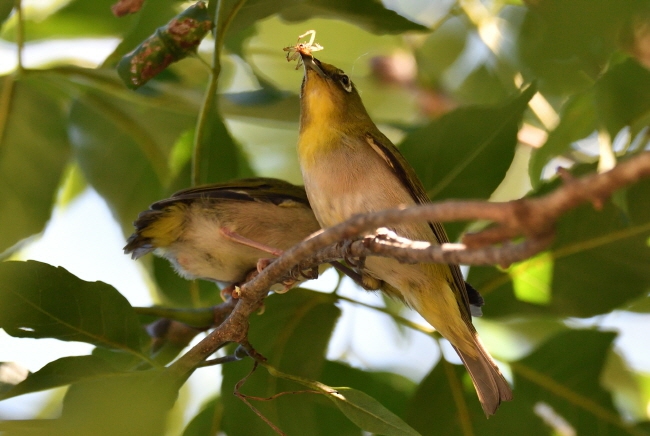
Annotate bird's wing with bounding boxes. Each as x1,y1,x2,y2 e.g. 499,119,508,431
152,178,310,210
365,132,472,321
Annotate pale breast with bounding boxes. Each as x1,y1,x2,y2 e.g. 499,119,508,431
301,143,431,241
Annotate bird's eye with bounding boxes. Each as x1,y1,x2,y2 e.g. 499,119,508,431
339,75,352,92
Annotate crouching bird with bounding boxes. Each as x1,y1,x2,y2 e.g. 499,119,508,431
295,52,512,415
124,178,322,295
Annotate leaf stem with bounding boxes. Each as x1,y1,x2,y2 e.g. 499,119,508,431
441,354,474,436
191,0,247,186
0,75,15,147
335,294,436,336
14,0,24,73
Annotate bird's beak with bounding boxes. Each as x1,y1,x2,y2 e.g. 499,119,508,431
300,53,327,79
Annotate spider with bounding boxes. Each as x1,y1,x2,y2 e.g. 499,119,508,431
283,30,324,70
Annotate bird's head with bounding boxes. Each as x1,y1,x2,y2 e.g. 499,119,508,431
299,54,372,135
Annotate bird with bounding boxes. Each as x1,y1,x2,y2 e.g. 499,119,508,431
124,178,322,295
295,51,512,415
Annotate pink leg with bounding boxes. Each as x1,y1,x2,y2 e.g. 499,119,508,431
219,228,284,257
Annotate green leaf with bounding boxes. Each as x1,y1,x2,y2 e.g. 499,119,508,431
407,330,634,436
595,58,650,137
261,362,420,436
182,396,223,436
415,16,469,89
331,387,421,436
322,360,416,418
220,90,300,124
0,75,71,253
55,369,181,436
226,0,427,41
509,252,553,305
221,289,341,436
0,355,120,401
602,349,649,421
0,261,144,355
12,0,134,41
516,0,633,93
150,256,222,307
528,90,597,185
469,164,650,318
312,361,417,435
408,357,545,436
0,0,13,28
278,0,428,34
195,96,254,185
511,330,635,436
400,85,535,240
68,87,196,233
404,85,536,201
135,305,215,328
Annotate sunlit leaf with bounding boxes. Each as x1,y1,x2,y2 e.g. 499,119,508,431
510,252,553,305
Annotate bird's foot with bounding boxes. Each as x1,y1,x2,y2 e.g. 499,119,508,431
220,228,284,257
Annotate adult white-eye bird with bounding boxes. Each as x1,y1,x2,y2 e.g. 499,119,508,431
124,178,322,293
295,52,512,415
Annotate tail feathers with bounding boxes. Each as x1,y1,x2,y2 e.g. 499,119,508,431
123,209,165,259
123,233,154,259
454,337,512,416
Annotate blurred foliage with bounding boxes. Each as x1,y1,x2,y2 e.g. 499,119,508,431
1,0,650,435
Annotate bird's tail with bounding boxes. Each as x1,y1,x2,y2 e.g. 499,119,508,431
123,204,186,259
454,335,512,416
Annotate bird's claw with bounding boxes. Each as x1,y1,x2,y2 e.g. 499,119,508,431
338,239,366,269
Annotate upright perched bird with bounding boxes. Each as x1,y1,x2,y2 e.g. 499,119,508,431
124,178,321,291
296,53,512,415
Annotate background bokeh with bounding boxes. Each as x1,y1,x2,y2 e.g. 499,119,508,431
1,0,650,435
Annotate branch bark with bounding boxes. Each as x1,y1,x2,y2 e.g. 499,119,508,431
168,151,650,377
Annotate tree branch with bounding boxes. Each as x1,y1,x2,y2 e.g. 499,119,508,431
167,151,650,377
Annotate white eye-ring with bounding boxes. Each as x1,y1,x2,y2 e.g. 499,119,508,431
339,75,352,92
